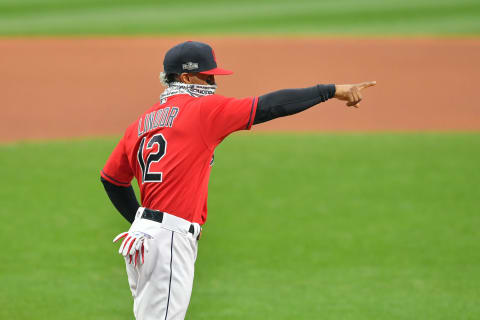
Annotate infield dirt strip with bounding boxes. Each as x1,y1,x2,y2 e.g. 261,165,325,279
1,37,479,141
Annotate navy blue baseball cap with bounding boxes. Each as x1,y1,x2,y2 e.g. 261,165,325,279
163,41,233,75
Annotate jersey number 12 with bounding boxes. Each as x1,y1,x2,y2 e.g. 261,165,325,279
137,134,167,183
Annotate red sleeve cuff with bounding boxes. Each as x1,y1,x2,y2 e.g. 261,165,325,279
245,97,258,130
100,169,131,187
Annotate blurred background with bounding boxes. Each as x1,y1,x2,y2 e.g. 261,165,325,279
1,0,479,319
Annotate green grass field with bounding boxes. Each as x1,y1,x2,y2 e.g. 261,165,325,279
0,0,479,36
1,134,479,319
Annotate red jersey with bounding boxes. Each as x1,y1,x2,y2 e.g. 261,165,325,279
101,93,258,225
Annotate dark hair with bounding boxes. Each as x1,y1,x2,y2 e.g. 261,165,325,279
165,73,179,84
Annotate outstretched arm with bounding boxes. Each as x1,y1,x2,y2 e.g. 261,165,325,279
253,81,376,125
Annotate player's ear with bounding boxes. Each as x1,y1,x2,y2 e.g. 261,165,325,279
179,73,193,84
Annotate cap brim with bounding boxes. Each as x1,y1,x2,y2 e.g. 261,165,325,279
199,67,233,75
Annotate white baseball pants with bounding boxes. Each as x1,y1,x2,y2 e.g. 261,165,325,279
124,211,200,320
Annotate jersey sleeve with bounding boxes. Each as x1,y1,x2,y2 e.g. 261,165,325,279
101,135,134,187
199,95,258,147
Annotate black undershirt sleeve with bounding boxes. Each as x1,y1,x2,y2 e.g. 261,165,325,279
101,177,140,224
253,84,336,125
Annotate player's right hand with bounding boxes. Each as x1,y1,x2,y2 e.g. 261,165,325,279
113,231,151,266
334,81,376,108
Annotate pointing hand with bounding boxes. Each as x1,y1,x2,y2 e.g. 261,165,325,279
334,81,377,108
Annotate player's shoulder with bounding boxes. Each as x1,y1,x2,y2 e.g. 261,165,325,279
200,94,230,102
199,94,256,109
165,94,237,106
168,94,227,110
193,94,240,108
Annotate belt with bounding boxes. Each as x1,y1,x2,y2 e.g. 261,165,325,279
141,208,197,236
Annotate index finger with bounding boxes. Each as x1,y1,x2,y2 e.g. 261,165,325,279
358,81,377,90
113,232,128,243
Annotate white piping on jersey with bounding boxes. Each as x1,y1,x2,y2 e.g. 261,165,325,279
160,82,217,100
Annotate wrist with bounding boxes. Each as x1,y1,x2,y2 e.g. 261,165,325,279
334,84,343,98
317,84,336,99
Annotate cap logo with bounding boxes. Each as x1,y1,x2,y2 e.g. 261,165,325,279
182,62,199,71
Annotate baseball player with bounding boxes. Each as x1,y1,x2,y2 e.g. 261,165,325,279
100,40,376,320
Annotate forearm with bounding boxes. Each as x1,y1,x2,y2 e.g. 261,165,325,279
101,177,140,223
253,84,336,125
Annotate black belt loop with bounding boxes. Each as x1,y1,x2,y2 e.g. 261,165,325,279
141,208,164,223
189,224,202,240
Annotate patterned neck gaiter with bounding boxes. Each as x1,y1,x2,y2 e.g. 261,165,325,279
160,82,217,100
